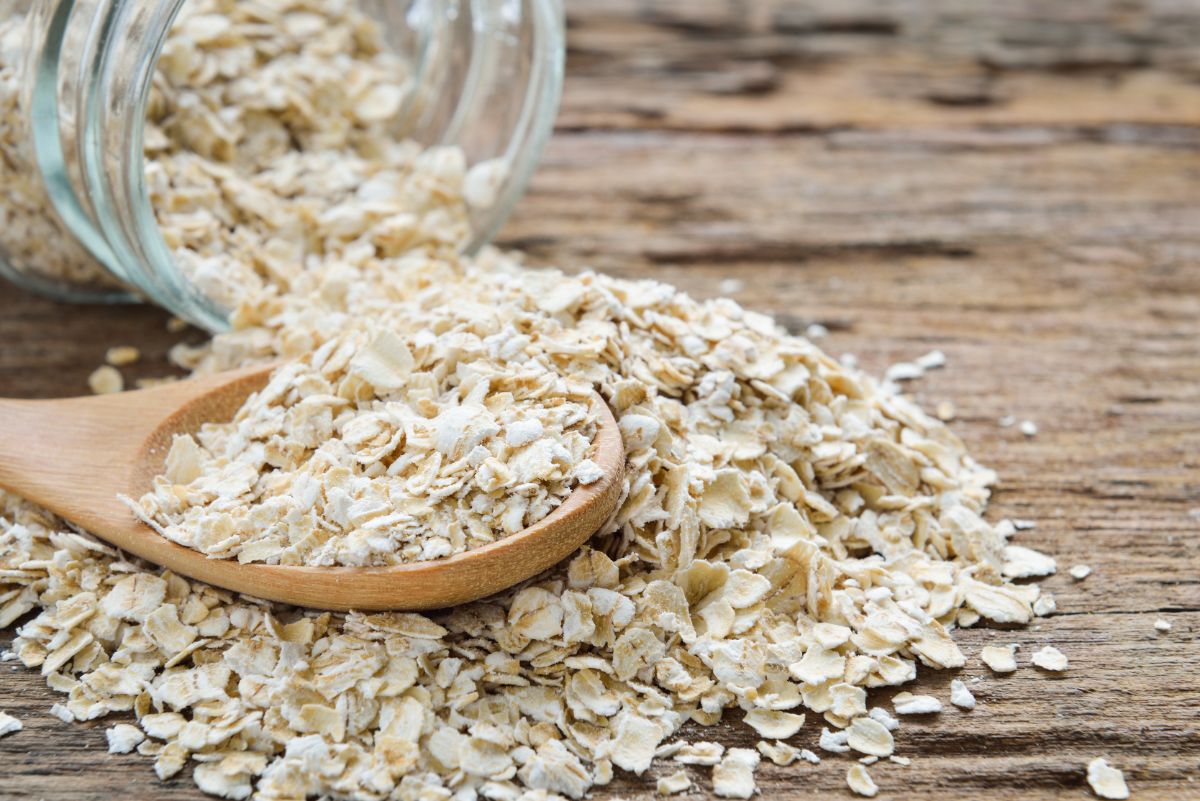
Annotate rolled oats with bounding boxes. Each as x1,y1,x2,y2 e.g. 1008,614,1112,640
846,717,894,758
711,748,760,799
846,763,878,797
1002,545,1057,578
867,707,900,732
0,710,21,736
892,693,943,715
980,644,1019,673
671,742,725,766
743,709,805,740
818,727,851,754
656,770,691,795
757,739,802,766
106,722,147,754
0,4,1062,800
105,347,142,367
134,328,599,566
1031,646,1069,672
949,679,976,710
1086,758,1130,800
88,365,124,395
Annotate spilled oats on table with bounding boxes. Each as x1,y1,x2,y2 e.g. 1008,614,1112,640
0,1,1088,799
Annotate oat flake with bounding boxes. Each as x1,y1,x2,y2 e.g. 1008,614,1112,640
980,644,1019,673
1032,645,1069,672
846,763,878,797
1086,758,1130,800
0,710,21,737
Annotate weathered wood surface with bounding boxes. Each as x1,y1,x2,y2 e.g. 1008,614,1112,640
2,1,1198,798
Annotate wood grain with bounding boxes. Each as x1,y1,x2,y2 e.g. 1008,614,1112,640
2,0,1198,798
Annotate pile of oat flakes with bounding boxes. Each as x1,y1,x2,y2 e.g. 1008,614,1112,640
0,1,1090,800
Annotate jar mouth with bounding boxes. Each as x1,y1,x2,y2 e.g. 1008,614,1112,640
66,0,564,332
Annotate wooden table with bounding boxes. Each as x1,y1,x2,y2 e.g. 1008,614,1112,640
2,1,1197,798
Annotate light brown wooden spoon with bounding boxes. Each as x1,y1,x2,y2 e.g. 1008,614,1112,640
0,365,624,611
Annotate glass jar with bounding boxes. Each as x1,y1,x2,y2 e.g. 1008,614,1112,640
0,0,563,331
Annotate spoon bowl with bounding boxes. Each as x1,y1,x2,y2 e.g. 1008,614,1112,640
0,365,624,610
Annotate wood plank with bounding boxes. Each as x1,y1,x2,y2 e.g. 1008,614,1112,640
1,0,1198,798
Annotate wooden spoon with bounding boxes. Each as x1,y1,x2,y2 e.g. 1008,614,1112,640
0,365,624,611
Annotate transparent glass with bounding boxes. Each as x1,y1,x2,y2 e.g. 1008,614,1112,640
0,0,563,330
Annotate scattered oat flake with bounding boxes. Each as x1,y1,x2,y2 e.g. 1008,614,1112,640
999,415,1017,427
1033,593,1057,617
0,710,21,737
846,764,878,797
106,723,146,754
757,740,800,766
980,644,1019,673
1019,420,1038,437
1032,645,1069,671
890,755,912,766
1154,618,1172,632
847,717,894,757
743,709,805,740
656,770,691,795
935,400,956,421
672,742,725,766
949,679,976,710
136,332,600,567
105,346,141,366
1087,758,1130,799
868,707,900,732
885,361,924,382
892,693,943,715
134,376,178,389
818,727,851,753
712,748,760,799
916,350,946,370
1070,564,1092,581
87,365,123,394
1003,545,1057,578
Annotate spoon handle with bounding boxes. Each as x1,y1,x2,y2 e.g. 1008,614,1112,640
0,395,145,531
0,365,273,532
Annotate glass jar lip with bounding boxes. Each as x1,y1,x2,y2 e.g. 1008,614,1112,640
89,0,566,333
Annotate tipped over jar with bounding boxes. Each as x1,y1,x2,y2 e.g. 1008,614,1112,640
0,0,563,331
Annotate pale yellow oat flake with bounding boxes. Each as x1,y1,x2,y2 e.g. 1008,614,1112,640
87,365,123,395
846,763,878,797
